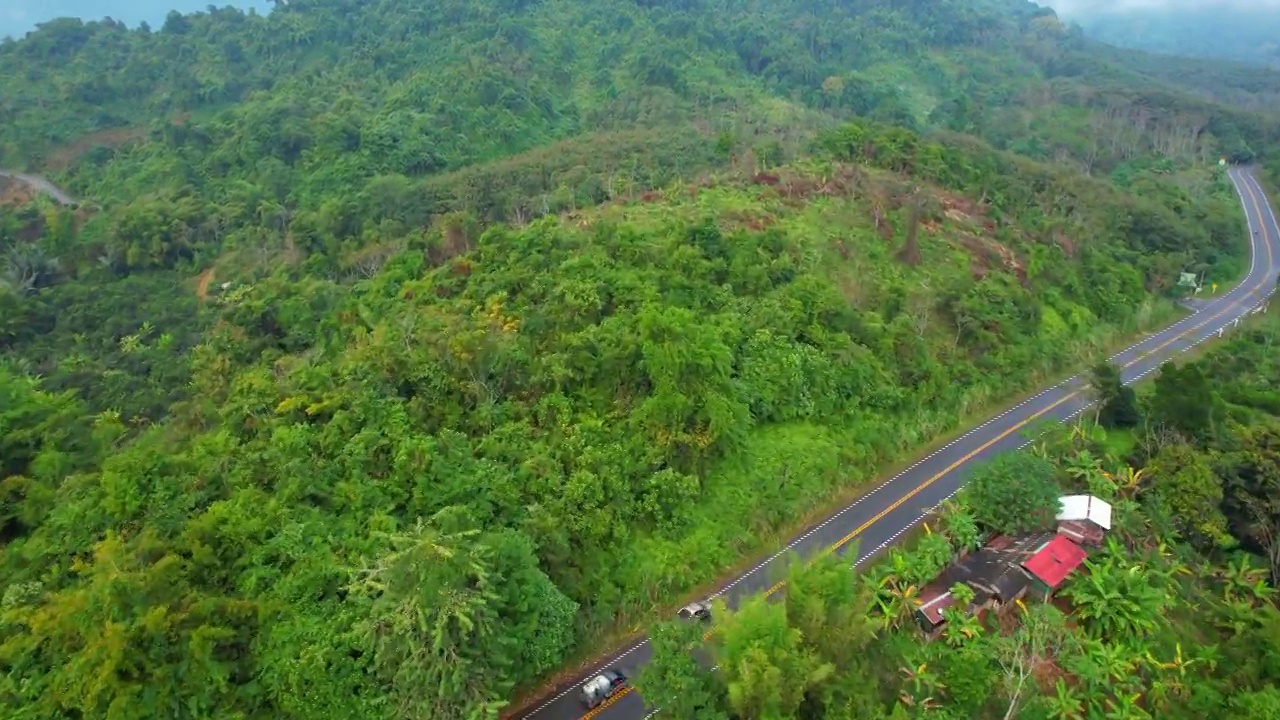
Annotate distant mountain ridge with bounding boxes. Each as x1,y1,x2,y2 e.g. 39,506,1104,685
1058,4,1280,68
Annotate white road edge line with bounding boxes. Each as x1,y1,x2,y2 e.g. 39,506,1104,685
521,167,1275,719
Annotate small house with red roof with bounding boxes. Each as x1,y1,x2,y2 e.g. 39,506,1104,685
1021,535,1089,600
914,529,1097,638
914,532,1055,637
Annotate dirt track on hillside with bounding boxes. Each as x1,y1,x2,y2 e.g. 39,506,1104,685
0,170,76,205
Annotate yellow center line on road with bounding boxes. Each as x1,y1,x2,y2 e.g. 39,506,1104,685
808,168,1277,568
580,689,629,720
818,391,1079,561
583,287,1264,720
571,171,1276,720
1242,172,1277,293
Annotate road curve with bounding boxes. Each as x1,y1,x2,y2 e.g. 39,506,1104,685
514,166,1280,720
0,170,76,205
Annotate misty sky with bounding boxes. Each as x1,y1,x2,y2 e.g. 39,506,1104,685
1043,0,1280,15
2,1,269,38
5,0,1279,39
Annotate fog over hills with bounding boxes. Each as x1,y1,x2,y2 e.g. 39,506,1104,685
4,0,1280,718
7,0,1279,70
1042,0,1280,67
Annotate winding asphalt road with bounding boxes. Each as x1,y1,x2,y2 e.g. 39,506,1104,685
513,166,1280,720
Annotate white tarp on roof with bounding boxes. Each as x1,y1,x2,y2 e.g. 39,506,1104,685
1056,494,1112,530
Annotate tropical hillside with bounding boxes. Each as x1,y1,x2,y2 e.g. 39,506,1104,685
1088,43,1280,115
639,307,1280,719
2,1,1280,719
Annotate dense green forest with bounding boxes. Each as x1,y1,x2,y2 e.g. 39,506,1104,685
3,0,1280,718
639,308,1280,719
1088,43,1280,115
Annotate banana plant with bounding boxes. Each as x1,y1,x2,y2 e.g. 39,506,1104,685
1043,679,1086,720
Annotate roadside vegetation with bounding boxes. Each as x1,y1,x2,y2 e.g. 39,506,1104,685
640,308,1280,719
2,1,1280,719
3,118,1245,719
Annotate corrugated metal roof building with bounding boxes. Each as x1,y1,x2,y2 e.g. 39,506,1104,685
1021,535,1089,598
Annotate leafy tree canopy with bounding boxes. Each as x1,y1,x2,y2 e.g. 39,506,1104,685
963,451,1062,536
0,0,1279,718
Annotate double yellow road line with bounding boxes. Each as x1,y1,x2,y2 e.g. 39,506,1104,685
573,169,1276,720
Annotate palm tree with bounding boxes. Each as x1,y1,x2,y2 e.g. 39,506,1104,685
1144,540,1191,581
119,333,143,354
1063,554,1169,641
348,508,504,719
1108,496,1150,549
1067,420,1090,450
898,662,946,711
1142,642,1199,708
1065,449,1117,498
3,245,60,293
874,574,922,631
1110,465,1147,499
1044,679,1085,720
1064,645,1111,693
941,608,983,647
950,582,977,608
1145,677,1174,712
1191,642,1221,675
1214,597,1259,635
1216,553,1276,605
1065,449,1102,483
938,500,981,553
883,545,943,591
1085,639,1139,684
1103,692,1152,720
913,530,954,581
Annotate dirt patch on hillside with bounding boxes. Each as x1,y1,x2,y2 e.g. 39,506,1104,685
721,208,776,232
924,191,1031,282
42,113,198,174
1052,230,1077,257
43,126,149,173
46,126,148,171
195,267,217,302
0,176,37,207
743,168,1028,282
956,233,1027,283
940,194,981,224
751,164,865,203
